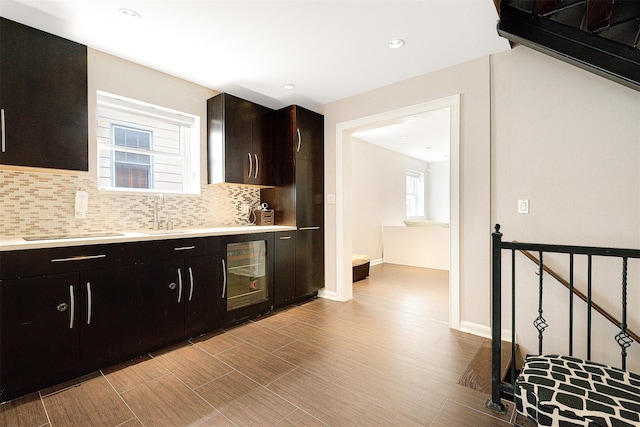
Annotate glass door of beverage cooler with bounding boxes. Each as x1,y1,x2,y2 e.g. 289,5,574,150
225,240,268,311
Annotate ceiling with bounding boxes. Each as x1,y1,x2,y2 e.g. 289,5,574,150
352,107,451,163
1,0,510,162
1,0,510,110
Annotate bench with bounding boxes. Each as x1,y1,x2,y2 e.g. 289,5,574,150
515,355,640,427
352,253,370,282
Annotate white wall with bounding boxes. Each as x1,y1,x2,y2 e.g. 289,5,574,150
427,161,449,222
320,43,640,362
319,56,491,326
491,45,640,371
351,138,429,262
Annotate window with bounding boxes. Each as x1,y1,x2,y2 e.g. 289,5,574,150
97,91,200,194
406,169,425,218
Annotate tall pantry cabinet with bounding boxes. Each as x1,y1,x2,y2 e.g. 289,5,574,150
262,106,324,305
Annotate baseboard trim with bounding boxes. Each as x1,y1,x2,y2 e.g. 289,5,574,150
317,289,338,301
460,321,513,342
370,258,383,266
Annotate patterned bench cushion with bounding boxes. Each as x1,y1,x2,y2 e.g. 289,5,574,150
515,355,640,427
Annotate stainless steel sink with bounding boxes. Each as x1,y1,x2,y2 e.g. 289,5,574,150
23,232,125,241
140,229,189,235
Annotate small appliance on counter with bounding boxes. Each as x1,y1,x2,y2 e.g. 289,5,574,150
253,203,274,226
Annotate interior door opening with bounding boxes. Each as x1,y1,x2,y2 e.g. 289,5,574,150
331,95,461,329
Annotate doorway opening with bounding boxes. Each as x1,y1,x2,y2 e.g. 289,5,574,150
329,95,461,329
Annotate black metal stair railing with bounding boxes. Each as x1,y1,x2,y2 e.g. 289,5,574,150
487,224,640,413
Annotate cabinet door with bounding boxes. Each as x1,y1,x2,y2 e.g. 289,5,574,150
141,259,185,350
294,106,324,162
184,255,222,336
80,265,142,371
253,103,274,185
0,273,80,400
0,18,88,171
223,94,254,184
274,232,296,308
296,158,324,228
296,228,324,298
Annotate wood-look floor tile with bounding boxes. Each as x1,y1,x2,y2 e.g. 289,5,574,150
196,371,296,426
277,320,347,350
215,342,295,385
352,403,426,427
102,354,170,393
116,418,143,427
226,322,295,353
0,392,48,427
331,363,445,425
121,374,219,427
152,343,233,389
277,306,339,327
191,330,245,356
274,409,328,426
435,382,516,424
39,371,102,397
430,399,513,427
267,368,376,427
253,308,300,331
42,374,134,426
273,340,369,384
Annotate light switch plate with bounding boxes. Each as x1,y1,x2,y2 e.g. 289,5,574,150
518,199,529,214
327,194,336,204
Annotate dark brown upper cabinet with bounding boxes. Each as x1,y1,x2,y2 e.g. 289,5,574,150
0,18,88,171
207,93,274,186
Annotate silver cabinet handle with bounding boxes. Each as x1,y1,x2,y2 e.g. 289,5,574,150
51,254,106,263
69,285,75,329
296,128,301,152
222,259,227,298
86,282,92,325
279,236,292,240
1,109,5,153
247,153,253,178
254,154,259,179
177,268,183,303
188,266,194,301
173,246,195,251
298,226,320,230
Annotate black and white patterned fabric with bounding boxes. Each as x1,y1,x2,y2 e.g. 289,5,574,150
515,355,640,427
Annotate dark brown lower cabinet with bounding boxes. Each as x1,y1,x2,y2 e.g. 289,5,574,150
140,238,222,351
0,273,80,401
274,231,296,308
0,264,142,401
296,228,324,298
80,265,142,372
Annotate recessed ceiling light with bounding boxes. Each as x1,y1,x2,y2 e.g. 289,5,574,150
400,135,408,139
284,84,295,90
118,8,141,22
388,39,405,49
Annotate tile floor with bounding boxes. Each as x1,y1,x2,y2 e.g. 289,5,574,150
0,263,517,426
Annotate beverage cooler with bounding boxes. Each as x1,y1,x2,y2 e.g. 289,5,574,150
222,233,274,323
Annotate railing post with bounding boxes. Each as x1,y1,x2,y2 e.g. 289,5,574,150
487,224,506,413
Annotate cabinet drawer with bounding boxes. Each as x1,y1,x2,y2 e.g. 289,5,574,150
0,243,141,280
141,237,217,262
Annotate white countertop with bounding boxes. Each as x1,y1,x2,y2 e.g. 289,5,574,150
0,225,297,251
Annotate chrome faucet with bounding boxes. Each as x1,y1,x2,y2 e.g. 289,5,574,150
153,194,164,230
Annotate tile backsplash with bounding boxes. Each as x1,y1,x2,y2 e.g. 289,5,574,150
0,170,260,237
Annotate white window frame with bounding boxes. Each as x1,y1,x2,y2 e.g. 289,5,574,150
96,91,200,194
406,169,425,218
